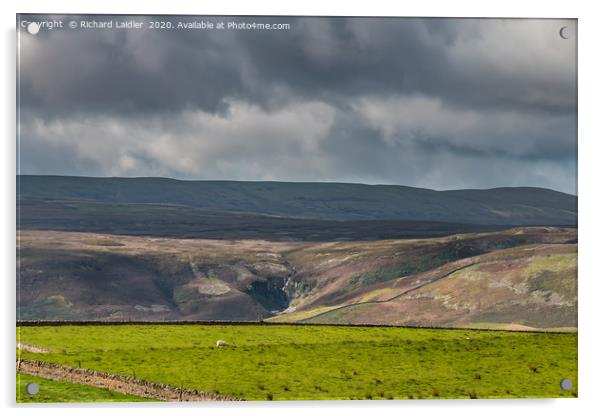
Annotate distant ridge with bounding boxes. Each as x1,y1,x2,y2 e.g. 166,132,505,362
18,175,577,225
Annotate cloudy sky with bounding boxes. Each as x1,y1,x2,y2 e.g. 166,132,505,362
17,16,577,194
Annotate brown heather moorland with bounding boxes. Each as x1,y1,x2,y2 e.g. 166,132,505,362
18,227,576,331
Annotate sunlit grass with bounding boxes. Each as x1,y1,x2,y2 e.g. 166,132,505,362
17,324,577,401
16,372,153,403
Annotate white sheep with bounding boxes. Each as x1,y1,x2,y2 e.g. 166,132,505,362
216,340,228,347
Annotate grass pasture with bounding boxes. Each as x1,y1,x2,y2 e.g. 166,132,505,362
16,372,151,403
17,324,577,401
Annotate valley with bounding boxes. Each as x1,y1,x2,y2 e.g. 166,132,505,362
17,176,578,330
18,227,577,331
15,176,579,402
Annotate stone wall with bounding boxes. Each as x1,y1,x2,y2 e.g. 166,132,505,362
17,358,241,402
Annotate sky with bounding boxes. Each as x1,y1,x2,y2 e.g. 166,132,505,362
17,16,577,194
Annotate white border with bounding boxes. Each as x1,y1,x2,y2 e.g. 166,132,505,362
3,1,601,416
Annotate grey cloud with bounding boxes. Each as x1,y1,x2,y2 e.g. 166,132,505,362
318,107,576,193
19,16,576,116
351,95,576,161
18,131,103,176
17,15,577,194
18,100,337,180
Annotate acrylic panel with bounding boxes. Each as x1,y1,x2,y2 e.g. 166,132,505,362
16,14,577,402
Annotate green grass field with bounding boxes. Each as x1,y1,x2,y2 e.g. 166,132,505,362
17,324,577,401
16,372,152,403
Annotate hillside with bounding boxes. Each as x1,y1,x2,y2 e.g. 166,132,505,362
18,228,577,330
292,243,577,330
17,198,508,241
17,175,578,329
18,175,577,225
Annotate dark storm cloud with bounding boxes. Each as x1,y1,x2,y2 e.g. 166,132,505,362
17,15,577,193
19,16,576,116
19,16,246,115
